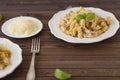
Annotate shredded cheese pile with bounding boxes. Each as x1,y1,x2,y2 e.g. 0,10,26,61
7,18,38,35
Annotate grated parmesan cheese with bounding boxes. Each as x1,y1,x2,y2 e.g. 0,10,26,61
7,18,38,35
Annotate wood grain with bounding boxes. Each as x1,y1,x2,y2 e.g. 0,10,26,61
0,0,120,80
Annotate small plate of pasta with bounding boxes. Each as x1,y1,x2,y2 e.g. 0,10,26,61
0,38,22,78
48,7,119,43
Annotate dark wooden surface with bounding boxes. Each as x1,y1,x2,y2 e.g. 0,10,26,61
0,0,120,80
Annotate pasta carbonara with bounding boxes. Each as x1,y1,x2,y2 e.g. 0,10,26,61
0,44,11,70
59,7,112,38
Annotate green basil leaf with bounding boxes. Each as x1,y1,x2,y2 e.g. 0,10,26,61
54,69,71,80
0,14,3,21
75,14,85,21
86,12,95,20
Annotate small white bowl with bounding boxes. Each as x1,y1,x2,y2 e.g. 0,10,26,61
48,7,120,43
0,38,22,78
1,16,43,38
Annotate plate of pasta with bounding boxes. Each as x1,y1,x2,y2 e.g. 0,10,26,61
0,38,22,78
48,7,119,43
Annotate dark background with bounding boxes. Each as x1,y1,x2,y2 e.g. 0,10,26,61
0,0,120,80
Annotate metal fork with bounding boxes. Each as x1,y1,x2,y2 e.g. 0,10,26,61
26,38,40,80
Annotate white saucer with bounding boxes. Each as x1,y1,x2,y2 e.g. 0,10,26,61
1,16,43,38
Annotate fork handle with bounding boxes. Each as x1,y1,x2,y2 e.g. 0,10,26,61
26,53,36,80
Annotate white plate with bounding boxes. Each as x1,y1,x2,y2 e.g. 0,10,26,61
1,16,43,38
0,38,22,78
48,7,120,43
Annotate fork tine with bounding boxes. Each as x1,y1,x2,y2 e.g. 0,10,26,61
37,38,40,52
34,38,37,51
33,38,36,51
31,38,36,52
31,38,34,52
36,38,38,52
35,38,39,52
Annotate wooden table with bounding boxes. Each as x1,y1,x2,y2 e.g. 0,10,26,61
0,0,120,80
